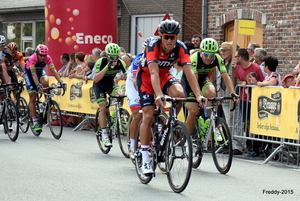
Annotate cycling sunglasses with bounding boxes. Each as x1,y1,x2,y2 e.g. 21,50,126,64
109,55,119,60
161,34,177,40
203,52,215,58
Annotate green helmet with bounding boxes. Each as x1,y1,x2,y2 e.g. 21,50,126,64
105,43,120,56
200,38,219,53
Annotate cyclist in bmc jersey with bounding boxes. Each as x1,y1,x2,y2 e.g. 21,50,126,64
126,37,155,159
93,43,127,147
137,19,203,175
182,38,238,135
24,44,65,132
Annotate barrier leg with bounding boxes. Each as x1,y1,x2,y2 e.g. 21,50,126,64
263,145,285,164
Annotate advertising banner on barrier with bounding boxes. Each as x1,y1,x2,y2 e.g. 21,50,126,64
250,87,300,140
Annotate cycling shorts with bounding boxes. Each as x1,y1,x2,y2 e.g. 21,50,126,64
184,80,214,99
93,81,121,105
8,70,18,83
137,70,179,107
125,71,141,111
24,69,47,93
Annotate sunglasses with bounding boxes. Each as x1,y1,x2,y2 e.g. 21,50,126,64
161,34,177,40
203,52,215,58
109,55,119,60
39,54,47,58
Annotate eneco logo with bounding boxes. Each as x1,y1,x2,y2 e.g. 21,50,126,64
45,5,113,50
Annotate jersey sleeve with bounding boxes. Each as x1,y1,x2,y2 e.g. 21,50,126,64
215,54,227,74
28,54,38,69
119,59,128,74
145,42,159,65
45,55,55,68
95,58,104,73
178,43,191,66
190,52,198,74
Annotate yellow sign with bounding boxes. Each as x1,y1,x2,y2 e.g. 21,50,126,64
238,20,256,35
250,87,300,140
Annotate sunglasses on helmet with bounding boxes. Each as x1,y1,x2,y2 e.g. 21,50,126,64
161,34,177,40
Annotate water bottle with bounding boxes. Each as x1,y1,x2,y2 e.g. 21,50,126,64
38,102,44,113
111,111,116,121
197,117,205,136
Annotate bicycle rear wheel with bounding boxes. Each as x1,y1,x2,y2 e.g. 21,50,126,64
166,121,192,193
134,120,153,184
47,100,63,139
116,108,130,158
95,109,112,154
5,99,19,142
211,117,233,174
17,97,29,133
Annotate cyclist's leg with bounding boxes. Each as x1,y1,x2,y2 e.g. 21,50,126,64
184,85,199,134
8,71,18,100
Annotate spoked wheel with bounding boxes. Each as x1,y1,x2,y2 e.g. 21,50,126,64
191,126,203,169
155,112,168,174
95,109,112,154
4,99,20,142
127,115,135,164
211,117,233,174
134,120,153,184
29,103,42,136
166,121,192,193
116,108,130,158
16,97,30,133
47,100,63,139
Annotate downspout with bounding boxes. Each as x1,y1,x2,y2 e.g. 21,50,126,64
202,0,208,39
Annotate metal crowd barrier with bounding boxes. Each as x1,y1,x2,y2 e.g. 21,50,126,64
231,84,300,166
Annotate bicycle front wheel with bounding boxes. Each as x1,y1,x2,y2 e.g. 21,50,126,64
166,121,192,193
4,99,20,142
116,108,130,158
17,97,30,133
95,109,112,154
211,117,233,174
134,120,153,184
47,100,63,139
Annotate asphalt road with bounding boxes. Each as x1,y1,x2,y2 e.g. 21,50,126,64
0,127,299,201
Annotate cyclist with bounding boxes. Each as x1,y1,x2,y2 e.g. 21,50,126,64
0,35,13,85
137,19,203,174
126,37,155,159
24,44,65,132
93,43,128,147
7,42,25,76
182,38,238,136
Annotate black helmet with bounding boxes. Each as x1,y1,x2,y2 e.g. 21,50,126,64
159,19,180,35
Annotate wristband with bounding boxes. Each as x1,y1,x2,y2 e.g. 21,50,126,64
231,93,239,99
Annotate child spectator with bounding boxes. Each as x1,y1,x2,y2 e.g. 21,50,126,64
281,74,296,88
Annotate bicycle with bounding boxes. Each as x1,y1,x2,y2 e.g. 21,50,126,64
0,82,20,141
187,96,236,174
12,80,30,133
95,95,130,158
134,97,192,193
28,84,66,139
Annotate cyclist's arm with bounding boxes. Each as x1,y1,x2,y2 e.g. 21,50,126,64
1,63,11,83
49,66,63,83
149,62,163,97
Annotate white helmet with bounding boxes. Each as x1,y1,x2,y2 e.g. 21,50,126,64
142,37,155,49
0,35,6,44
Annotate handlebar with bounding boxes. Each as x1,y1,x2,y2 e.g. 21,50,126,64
183,96,237,111
37,85,66,100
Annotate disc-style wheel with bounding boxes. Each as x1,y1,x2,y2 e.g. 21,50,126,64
211,117,233,174
166,121,192,193
47,100,63,139
117,108,130,158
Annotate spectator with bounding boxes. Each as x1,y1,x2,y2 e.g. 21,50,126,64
69,52,86,79
191,34,201,48
58,53,70,77
24,47,34,62
246,41,260,62
170,61,183,82
253,48,267,77
248,56,280,158
63,52,76,77
234,48,264,152
84,48,102,82
295,74,300,87
292,62,300,77
281,73,296,88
